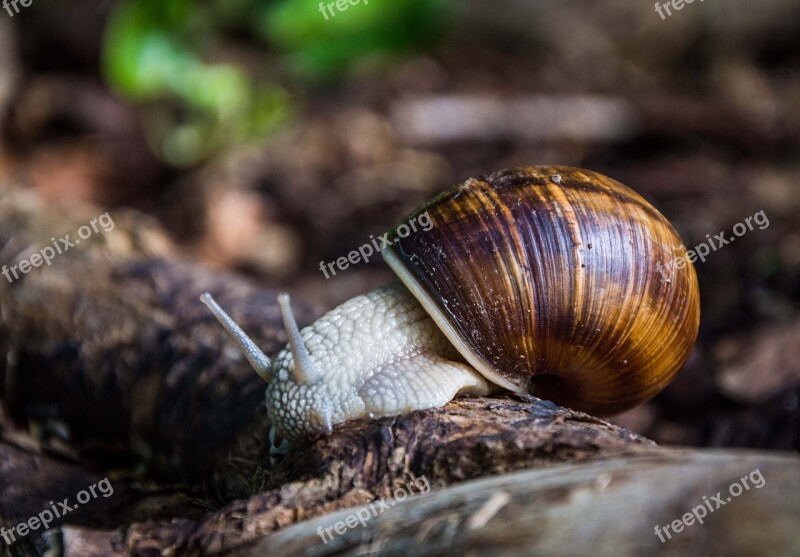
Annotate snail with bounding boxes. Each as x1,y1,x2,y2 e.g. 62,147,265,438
201,166,700,443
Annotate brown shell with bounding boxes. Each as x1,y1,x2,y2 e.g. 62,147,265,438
382,166,700,416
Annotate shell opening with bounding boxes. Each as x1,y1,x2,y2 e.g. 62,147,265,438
382,247,524,394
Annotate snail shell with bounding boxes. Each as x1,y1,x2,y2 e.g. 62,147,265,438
202,165,700,441
383,166,700,415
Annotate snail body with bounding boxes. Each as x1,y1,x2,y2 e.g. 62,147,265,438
202,166,700,442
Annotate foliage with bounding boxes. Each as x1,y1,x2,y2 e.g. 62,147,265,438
259,0,451,79
102,0,451,166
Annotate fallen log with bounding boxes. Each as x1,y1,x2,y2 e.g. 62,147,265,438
51,450,800,557
235,450,800,557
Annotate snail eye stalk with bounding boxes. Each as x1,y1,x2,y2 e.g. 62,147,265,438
200,292,274,383
277,293,323,386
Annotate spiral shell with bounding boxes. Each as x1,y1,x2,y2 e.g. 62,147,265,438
382,166,700,415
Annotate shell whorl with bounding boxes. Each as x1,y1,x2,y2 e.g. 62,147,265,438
383,165,700,415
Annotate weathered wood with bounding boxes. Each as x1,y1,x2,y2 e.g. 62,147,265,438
43,394,660,556
245,450,800,557
0,187,318,498
51,450,800,556
112,395,655,555
5,391,661,555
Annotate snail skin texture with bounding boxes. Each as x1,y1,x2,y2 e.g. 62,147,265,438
202,166,700,441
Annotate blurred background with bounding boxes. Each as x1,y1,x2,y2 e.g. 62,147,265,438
0,0,798,450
